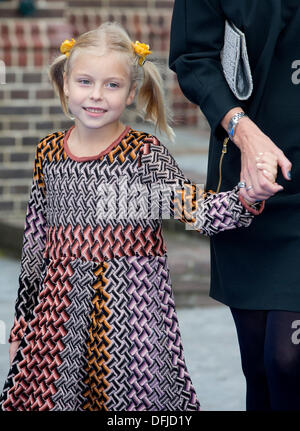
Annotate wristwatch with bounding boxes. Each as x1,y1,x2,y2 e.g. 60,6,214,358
227,112,248,139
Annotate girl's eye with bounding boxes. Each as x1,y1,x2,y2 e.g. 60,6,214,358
78,79,90,85
106,82,119,88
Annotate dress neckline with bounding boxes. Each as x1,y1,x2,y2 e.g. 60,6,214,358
63,125,131,162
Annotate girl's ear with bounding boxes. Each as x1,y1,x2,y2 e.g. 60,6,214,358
63,72,69,97
126,82,137,106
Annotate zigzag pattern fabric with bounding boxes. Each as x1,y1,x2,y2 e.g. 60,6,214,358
0,127,256,411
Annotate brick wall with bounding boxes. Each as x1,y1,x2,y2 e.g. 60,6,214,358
0,0,209,227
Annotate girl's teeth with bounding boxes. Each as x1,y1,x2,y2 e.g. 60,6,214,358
85,108,105,113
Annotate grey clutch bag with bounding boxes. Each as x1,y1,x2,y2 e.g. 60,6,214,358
220,20,253,100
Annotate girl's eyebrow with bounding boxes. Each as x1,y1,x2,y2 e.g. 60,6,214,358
75,72,93,77
75,72,126,81
106,76,126,81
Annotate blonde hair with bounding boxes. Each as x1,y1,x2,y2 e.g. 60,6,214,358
48,21,175,142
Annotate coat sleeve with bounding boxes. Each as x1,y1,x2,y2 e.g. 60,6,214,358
138,136,263,235
8,140,47,343
169,0,246,136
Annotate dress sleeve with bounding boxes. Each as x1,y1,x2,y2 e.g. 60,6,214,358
8,140,47,343
138,136,264,235
169,0,246,136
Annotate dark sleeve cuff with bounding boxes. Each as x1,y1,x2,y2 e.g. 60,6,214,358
199,80,247,137
173,58,247,137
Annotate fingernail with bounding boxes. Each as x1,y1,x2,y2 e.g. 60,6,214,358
288,171,292,180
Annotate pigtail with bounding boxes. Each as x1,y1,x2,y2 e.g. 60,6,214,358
48,55,74,120
137,61,175,143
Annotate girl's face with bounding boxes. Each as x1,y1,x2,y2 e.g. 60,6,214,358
63,50,136,132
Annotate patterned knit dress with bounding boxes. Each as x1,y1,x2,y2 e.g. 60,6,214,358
0,125,257,411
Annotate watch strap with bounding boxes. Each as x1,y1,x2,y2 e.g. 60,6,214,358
227,112,248,138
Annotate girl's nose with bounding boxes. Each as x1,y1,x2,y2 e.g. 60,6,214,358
90,85,103,101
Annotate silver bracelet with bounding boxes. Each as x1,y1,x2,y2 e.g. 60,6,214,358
227,112,248,138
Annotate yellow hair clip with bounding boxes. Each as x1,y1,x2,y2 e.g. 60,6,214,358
60,38,76,58
131,41,152,66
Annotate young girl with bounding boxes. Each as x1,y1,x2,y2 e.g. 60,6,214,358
0,22,280,411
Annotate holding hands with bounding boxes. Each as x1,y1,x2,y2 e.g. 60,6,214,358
222,109,292,206
239,151,283,205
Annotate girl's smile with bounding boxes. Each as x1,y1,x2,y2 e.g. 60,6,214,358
83,106,107,116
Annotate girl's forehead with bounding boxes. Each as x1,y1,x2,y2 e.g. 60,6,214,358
71,51,131,76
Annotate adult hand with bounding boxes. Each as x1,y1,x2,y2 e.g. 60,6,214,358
222,108,292,203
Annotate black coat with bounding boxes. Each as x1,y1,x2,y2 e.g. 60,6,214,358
169,0,300,311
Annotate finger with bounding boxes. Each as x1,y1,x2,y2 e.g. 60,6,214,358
242,170,283,201
239,152,257,201
277,152,292,181
250,152,282,196
239,185,256,204
256,153,279,180
256,162,277,178
261,172,284,191
242,152,268,200
257,154,278,170
239,174,262,203
256,160,277,170
256,170,284,193
256,151,278,162
256,151,278,163
258,169,283,191
240,152,281,201
261,169,276,183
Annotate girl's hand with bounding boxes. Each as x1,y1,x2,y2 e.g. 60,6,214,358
9,340,21,367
